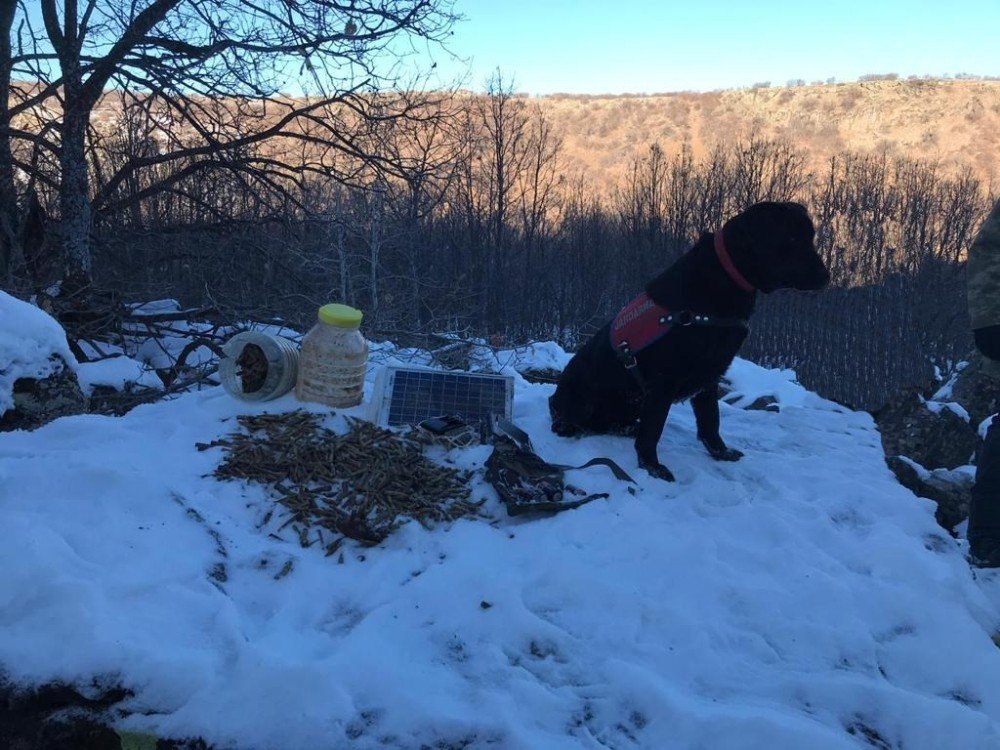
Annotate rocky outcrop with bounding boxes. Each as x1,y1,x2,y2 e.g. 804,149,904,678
876,390,978,471
948,356,1000,429
885,457,976,531
1,292,87,431
877,357,995,532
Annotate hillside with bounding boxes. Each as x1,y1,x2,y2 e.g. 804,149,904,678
19,78,1000,204
532,79,1000,193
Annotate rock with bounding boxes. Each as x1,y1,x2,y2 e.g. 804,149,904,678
718,379,734,399
746,395,780,412
876,390,978,470
0,681,210,750
28,716,121,750
87,384,122,414
1,292,87,430
925,468,976,531
518,368,561,385
718,382,779,411
948,355,1000,428
886,455,923,490
886,456,974,532
0,356,87,431
0,682,124,750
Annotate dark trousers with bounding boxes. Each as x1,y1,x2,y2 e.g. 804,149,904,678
970,416,1000,546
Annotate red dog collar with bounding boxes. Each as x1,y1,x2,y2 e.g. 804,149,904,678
714,230,755,293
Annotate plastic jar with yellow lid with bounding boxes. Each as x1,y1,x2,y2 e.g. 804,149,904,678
295,303,368,407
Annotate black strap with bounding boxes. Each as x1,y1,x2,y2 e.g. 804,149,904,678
492,417,637,485
615,343,649,393
504,492,609,517
550,456,637,484
660,310,748,329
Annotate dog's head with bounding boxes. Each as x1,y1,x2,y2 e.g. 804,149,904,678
723,202,830,293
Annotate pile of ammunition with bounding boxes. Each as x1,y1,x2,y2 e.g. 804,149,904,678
200,411,483,555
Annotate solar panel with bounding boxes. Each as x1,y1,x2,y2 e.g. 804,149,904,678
371,366,514,431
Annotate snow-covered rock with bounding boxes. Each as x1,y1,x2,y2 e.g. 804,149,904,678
0,345,998,749
0,291,85,429
887,457,977,531
877,357,999,532
936,357,1000,429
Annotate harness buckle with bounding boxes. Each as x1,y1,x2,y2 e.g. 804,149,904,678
618,343,638,369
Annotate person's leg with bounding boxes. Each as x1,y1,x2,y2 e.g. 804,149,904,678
970,416,1000,567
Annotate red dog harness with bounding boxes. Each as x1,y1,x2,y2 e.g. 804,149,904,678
610,231,753,378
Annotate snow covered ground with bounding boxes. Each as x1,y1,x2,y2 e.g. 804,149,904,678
1,344,999,749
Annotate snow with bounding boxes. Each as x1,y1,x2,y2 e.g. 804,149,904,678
923,361,976,423
981,416,996,440
926,399,972,423
720,358,840,412
1,344,999,749
130,324,219,370
123,299,228,371
932,465,977,486
896,454,931,481
76,355,163,395
129,298,183,316
0,291,77,414
931,361,970,403
369,338,436,369
481,341,574,375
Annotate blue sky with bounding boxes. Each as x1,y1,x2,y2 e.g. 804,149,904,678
431,0,1000,94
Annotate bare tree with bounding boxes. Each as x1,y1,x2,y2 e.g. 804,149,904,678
1,0,458,294
477,69,529,246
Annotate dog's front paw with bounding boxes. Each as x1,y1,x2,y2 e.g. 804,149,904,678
712,447,744,462
700,438,744,462
639,460,676,482
551,418,581,438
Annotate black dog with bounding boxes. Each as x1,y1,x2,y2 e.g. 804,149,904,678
549,201,830,481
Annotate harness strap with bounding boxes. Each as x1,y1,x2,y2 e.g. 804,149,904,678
610,295,748,393
611,293,748,359
657,309,750,329
552,456,637,484
492,417,637,485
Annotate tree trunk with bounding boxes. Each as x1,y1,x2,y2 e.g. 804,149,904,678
368,185,383,319
336,221,351,305
59,103,93,292
0,0,18,285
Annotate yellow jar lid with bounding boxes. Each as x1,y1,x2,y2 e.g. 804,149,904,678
318,303,363,328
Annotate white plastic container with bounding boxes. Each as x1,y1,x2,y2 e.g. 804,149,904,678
295,303,368,408
219,331,299,401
